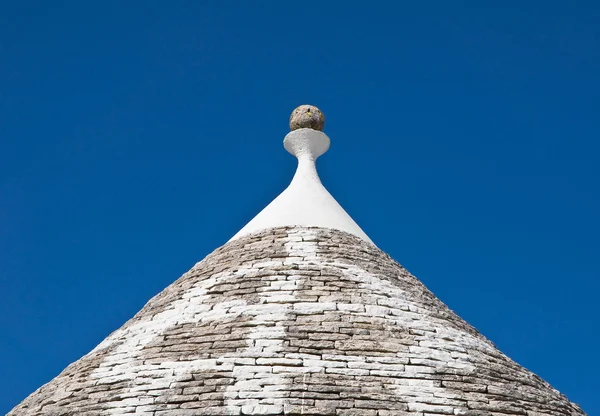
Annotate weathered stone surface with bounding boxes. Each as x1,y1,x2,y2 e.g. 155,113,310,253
289,105,325,131
9,227,586,415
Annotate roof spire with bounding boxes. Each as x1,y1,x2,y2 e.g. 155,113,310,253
230,105,373,245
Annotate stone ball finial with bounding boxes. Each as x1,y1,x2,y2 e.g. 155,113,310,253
289,105,325,131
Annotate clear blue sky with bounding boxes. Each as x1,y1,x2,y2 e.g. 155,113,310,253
1,2,598,414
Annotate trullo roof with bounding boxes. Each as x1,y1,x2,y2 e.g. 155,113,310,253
10,105,585,416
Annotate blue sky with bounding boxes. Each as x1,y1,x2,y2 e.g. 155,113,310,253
1,2,598,414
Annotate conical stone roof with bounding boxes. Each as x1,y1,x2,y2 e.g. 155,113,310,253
10,106,585,416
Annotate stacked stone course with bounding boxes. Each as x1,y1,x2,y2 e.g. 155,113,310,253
9,226,586,415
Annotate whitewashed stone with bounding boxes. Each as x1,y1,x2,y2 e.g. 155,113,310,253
8,227,586,416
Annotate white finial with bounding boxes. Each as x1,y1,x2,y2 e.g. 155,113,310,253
230,105,373,245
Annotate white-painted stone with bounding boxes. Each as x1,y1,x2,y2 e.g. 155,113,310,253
230,128,373,244
10,227,586,416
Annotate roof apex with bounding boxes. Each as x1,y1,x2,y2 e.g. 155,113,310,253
230,106,373,244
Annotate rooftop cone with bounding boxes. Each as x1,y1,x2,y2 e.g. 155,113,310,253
9,105,586,416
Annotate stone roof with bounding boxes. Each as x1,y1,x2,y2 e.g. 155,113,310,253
10,105,586,415
10,227,585,415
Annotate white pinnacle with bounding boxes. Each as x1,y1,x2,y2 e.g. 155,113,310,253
230,105,373,245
